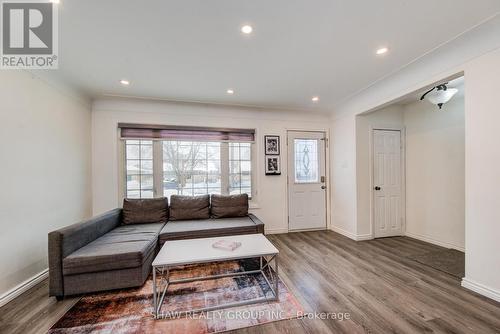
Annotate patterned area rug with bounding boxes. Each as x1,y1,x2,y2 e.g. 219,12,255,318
49,259,303,333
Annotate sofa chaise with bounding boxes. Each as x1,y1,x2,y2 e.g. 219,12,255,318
48,194,264,299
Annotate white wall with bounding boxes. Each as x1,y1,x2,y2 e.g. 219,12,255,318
330,114,358,238
92,98,330,234
404,96,465,251
0,71,92,302
356,105,404,238
330,15,500,301
462,48,500,301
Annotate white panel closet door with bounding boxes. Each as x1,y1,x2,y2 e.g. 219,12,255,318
373,130,403,238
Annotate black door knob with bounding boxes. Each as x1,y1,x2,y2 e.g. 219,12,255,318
374,186,381,191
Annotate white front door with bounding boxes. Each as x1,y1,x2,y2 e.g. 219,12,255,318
373,129,403,238
287,131,327,231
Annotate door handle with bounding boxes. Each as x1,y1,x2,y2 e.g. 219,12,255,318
321,185,326,190
374,186,381,191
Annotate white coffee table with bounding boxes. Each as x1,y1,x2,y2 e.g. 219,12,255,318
151,233,279,318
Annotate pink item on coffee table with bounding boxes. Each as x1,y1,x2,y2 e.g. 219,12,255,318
212,239,242,251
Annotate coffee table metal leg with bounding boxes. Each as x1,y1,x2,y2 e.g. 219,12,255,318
259,255,279,302
156,266,170,317
274,256,279,301
152,267,157,318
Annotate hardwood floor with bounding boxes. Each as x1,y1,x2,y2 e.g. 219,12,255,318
1,231,499,333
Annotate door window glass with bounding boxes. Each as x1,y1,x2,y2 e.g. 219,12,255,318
294,139,319,183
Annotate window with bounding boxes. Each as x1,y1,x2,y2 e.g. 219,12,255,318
229,143,252,196
124,140,253,200
294,139,319,183
162,141,222,198
125,140,154,198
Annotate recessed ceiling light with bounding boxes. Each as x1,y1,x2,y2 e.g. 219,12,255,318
312,96,319,102
120,79,130,86
241,25,253,34
376,47,389,55
227,89,234,95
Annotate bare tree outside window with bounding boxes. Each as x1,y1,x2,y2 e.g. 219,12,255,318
124,140,251,200
162,141,222,197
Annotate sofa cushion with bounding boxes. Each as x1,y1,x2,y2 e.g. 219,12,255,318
123,198,168,225
63,223,164,275
169,195,210,220
211,194,248,218
159,217,258,244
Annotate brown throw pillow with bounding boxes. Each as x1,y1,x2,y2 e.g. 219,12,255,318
169,195,210,220
122,198,168,225
211,194,249,218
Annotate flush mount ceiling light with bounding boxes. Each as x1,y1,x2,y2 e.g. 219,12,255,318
376,47,389,55
120,79,130,86
226,89,234,95
420,83,458,109
311,96,319,102
241,25,253,34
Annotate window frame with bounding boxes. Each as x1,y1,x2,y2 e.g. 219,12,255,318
119,138,257,202
228,142,252,196
123,139,155,198
160,140,224,198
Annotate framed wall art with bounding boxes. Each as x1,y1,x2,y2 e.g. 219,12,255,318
265,155,281,175
264,135,280,155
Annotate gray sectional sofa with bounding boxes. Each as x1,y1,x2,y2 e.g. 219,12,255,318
48,194,264,299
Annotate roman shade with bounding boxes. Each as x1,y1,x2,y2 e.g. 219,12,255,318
119,123,255,142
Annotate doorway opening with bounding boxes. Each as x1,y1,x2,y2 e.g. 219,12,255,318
356,75,465,277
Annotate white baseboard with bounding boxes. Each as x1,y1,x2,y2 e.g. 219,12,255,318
265,227,289,235
356,233,373,241
0,269,49,308
330,226,356,239
330,226,373,241
404,232,465,252
461,277,500,303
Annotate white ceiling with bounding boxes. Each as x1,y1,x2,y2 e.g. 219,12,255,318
52,0,500,112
